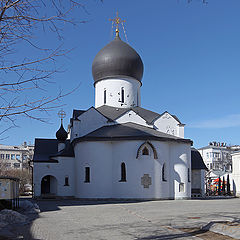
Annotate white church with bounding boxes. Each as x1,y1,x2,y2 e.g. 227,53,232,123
33,17,194,200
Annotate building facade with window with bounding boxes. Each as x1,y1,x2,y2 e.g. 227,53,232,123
198,142,239,172
33,28,192,200
231,151,240,196
0,142,34,170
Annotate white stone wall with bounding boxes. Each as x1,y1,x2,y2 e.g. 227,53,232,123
116,110,150,127
232,152,240,196
153,112,184,138
33,157,75,197
178,125,185,138
115,111,185,139
70,107,109,140
171,143,191,199
95,77,141,108
74,140,191,199
74,141,113,198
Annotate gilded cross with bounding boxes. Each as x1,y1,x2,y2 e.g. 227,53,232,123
109,11,125,37
58,109,66,124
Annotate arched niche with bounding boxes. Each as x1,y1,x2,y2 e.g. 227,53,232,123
41,175,58,195
136,141,158,159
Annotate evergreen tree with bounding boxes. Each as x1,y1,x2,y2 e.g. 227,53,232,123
227,174,231,195
218,176,221,195
222,176,226,195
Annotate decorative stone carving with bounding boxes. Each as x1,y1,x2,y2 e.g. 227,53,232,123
162,113,171,119
166,125,175,136
141,174,152,188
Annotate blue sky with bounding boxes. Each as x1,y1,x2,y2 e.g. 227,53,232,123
1,0,240,148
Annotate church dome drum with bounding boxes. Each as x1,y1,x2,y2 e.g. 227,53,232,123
92,36,144,84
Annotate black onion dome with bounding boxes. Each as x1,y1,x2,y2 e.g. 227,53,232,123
92,36,144,84
56,124,68,142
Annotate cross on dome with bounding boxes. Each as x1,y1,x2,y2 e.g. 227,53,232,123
109,11,126,37
58,109,66,124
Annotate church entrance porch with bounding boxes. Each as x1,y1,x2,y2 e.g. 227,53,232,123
41,175,58,197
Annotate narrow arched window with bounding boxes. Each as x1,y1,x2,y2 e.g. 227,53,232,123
104,89,106,104
142,147,149,156
120,162,126,182
162,163,166,181
121,87,124,103
64,176,69,186
188,168,191,182
85,167,90,183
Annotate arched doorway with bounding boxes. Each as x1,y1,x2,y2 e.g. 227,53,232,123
41,175,57,195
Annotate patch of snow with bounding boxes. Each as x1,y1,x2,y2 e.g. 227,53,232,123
20,200,40,213
0,209,28,224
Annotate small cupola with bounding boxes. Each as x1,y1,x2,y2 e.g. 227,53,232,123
56,124,68,142
56,110,68,152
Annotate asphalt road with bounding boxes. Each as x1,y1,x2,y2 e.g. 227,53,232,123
30,198,240,240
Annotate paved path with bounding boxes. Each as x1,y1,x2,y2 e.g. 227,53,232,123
30,198,240,239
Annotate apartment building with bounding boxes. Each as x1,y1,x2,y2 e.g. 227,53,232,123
0,142,34,170
198,142,240,172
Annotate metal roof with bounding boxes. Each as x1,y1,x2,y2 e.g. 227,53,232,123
191,148,208,170
33,139,74,162
96,105,182,125
72,109,86,120
92,36,144,84
96,105,160,124
73,122,192,145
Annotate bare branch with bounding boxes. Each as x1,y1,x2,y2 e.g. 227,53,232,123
0,0,98,137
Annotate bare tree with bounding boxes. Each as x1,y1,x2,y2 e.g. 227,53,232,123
0,0,97,135
0,168,32,194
